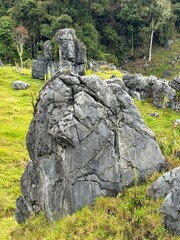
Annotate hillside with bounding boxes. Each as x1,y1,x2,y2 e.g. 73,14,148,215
0,66,180,239
0,0,179,66
123,38,180,79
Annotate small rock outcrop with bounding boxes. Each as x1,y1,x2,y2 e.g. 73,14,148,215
12,80,30,90
32,29,86,80
15,70,167,223
32,57,46,80
123,74,180,111
149,167,180,235
161,187,180,236
88,59,117,72
149,167,180,198
169,76,180,92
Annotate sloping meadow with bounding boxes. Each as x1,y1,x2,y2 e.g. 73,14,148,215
0,67,180,239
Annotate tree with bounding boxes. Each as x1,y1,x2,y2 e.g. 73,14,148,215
51,14,73,33
13,26,29,68
10,0,49,58
148,0,172,61
0,16,16,63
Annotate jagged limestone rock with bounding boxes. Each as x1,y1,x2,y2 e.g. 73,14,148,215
160,187,180,236
169,76,180,92
32,57,46,80
32,29,86,80
55,28,86,75
149,167,180,235
15,71,167,223
123,74,179,111
149,167,180,198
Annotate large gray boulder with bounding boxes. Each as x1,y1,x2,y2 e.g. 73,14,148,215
149,167,180,235
15,70,167,223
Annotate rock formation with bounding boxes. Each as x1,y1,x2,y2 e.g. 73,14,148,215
12,80,30,90
149,167,180,235
169,76,180,92
32,57,46,80
15,70,167,223
88,59,117,72
123,74,180,111
32,29,86,80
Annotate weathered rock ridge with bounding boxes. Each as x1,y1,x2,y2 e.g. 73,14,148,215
32,29,86,80
123,74,180,111
15,70,167,223
149,167,180,235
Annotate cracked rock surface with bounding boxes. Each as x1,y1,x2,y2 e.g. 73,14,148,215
149,167,180,235
32,28,86,80
15,70,167,223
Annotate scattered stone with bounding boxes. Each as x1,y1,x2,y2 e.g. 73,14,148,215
164,40,173,50
174,150,180,158
15,196,31,224
149,112,159,118
174,119,180,127
169,76,180,92
12,80,30,90
163,70,171,78
15,70,167,223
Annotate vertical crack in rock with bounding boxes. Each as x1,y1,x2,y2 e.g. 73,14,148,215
15,71,167,223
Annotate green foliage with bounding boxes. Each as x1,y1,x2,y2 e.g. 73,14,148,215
0,0,178,65
82,23,100,59
0,16,16,62
51,14,73,33
93,68,123,80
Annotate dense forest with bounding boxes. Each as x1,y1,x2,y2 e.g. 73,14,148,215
0,0,179,65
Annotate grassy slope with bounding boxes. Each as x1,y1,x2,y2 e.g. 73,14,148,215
124,39,180,79
0,67,180,239
0,67,44,239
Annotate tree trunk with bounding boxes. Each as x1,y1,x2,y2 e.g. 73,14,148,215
131,30,134,52
20,54,23,69
149,28,154,62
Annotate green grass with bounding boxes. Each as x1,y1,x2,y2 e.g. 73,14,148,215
91,66,123,80
0,66,44,239
0,66,180,239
